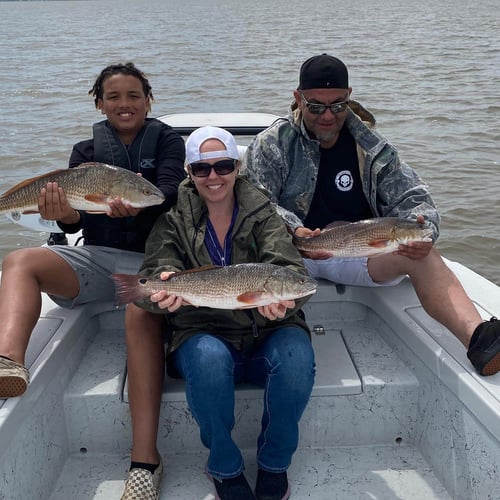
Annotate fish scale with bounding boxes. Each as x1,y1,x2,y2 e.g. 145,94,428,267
112,263,318,309
293,217,434,258
0,162,165,215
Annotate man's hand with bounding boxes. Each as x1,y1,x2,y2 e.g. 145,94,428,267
38,182,79,223
393,215,433,260
107,197,142,218
294,226,332,260
394,240,433,260
294,227,320,238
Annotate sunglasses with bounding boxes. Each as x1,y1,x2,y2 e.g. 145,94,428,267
189,159,237,178
300,92,350,115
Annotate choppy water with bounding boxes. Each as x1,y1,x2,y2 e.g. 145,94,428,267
1,0,499,284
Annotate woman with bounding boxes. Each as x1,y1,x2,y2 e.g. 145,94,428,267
134,126,315,500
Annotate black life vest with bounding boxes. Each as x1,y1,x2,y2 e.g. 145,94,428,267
80,118,163,252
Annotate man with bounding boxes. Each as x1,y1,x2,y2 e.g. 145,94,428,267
243,53,499,376
0,62,186,500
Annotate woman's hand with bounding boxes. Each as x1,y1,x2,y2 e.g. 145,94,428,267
257,299,296,320
149,271,189,312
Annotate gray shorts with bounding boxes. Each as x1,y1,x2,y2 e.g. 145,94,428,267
304,256,405,287
46,245,143,308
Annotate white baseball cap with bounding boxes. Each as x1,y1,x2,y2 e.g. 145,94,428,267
185,126,240,164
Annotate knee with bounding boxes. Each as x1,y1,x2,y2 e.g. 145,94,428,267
125,304,164,342
2,248,36,273
274,328,314,362
195,336,232,367
178,335,233,382
407,247,446,275
273,330,315,383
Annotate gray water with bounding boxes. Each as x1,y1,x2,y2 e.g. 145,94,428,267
1,0,499,284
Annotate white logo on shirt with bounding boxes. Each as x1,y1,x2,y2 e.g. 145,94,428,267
335,170,353,192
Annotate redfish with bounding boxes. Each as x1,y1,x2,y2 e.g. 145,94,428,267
0,162,165,216
112,263,317,309
293,217,433,258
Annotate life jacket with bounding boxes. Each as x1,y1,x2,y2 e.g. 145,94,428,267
92,118,161,174
80,118,163,252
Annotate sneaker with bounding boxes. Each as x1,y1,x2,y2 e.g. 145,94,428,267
47,232,68,246
467,317,500,376
255,469,290,500
0,357,29,398
209,472,255,500
121,459,163,500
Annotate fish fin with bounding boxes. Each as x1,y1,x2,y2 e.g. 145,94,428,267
292,234,309,242
20,209,40,215
84,194,110,203
236,291,269,305
322,220,350,230
368,239,391,248
84,210,108,214
111,273,150,305
299,249,334,259
73,162,109,168
0,170,68,198
171,265,221,277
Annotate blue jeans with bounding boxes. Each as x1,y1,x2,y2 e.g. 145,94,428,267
173,326,315,480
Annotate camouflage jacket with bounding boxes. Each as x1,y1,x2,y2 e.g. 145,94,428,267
242,101,440,241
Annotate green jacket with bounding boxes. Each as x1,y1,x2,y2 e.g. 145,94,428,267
139,176,311,354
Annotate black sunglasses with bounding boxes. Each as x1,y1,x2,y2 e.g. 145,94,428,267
189,159,237,178
300,92,350,115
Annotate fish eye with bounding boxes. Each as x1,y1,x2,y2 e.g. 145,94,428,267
138,278,148,285
143,188,152,196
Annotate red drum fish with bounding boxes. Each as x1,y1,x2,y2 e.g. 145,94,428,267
112,263,318,309
293,217,433,258
0,162,165,216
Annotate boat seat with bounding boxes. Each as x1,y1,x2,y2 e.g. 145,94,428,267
150,325,362,403
123,281,363,404
25,318,64,370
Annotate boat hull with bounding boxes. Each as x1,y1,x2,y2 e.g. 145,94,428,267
1,259,499,499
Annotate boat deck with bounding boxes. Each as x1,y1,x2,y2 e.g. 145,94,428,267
1,261,499,499
50,313,450,499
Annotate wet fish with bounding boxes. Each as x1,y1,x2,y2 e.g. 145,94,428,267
112,263,318,309
0,162,165,215
293,217,433,258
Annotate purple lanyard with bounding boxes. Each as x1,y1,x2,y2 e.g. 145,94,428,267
204,202,239,266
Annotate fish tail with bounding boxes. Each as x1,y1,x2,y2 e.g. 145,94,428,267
111,273,150,305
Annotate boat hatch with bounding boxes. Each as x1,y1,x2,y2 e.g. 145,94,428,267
123,324,362,403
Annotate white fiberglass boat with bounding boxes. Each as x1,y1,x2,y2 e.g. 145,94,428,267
0,113,498,500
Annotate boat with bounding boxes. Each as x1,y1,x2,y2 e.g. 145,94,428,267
0,113,498,500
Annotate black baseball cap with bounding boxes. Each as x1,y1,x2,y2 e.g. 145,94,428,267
298,54,349,90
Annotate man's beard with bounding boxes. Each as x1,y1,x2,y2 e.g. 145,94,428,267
315,129,337,143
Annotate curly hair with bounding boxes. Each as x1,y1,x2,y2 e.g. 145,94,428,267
88,62,154,109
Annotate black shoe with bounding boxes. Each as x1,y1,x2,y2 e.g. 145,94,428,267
213,473,255,500
47,232,68,246
467,317,500,376
255,469,290,500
